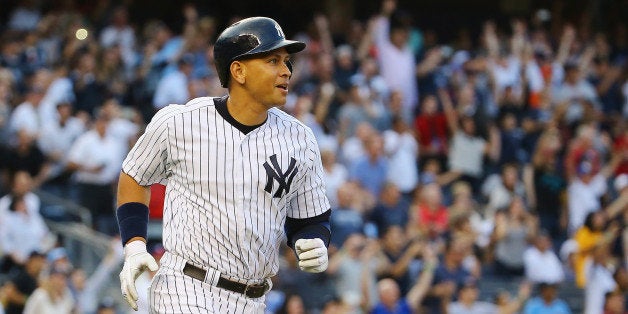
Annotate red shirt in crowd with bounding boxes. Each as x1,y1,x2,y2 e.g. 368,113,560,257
416,203,449,238
414,113,449,155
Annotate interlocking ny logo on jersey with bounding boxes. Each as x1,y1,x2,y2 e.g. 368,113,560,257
263,154,297,198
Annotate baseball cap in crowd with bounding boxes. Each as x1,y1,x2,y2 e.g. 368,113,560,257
49,264,71,276
563,59,579,72
47,247,68,264
97,296,117,312
459,276,479,292
577,159,594,176
538,282,558,290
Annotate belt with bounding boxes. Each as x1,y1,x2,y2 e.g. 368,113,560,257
182,263,270,298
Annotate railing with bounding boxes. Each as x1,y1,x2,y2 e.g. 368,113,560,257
36,189,127,307
44,221,111,274
35,190,92,225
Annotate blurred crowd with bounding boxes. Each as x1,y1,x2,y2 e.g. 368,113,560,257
0,0,628,313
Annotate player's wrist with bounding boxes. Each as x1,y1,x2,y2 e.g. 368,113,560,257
124,240,148,258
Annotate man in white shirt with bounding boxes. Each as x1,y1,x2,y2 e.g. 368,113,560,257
100,99,140,155
38,102,85,197
383,116,419,195
341,122,374,166
0,171,53,266
67,113,124,235
523,231,565,284
371,0,418,118
567,167,608,234
99,6,137,71
584,245,617,314
38,64,75,125
552,62,599,124
9,86,45,140
152,55,193,110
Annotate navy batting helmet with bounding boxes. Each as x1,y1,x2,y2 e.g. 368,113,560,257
213,17,306,87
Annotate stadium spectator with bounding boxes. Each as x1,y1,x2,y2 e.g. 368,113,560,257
1,251,46,314
409,183,449,240
602,290,626,314
482,163,527,221
369,0,418,118
99,6,137,72
522,282,572,314
523,127,566,241
152,53,193,110
8,85,45,140
584,242,618,314
349,132,388,198
23,264,74,314
329,182,367,250
422,239,474,314
447,277,510,314
377,225,422,295
490,197,538,278
320,147,348,209
327,233,386,311
369,183,410,234
66,111,123,235
572,211,619,288
523,231,565,284
383,116,419,196
0,171,54,270
369,245,436,313
414,94,449,166
37,101,85,197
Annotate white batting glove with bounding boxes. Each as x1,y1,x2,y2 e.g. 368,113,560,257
119,240,159,311
295,238,328,273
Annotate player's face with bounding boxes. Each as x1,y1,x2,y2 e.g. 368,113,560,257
242,48,292,108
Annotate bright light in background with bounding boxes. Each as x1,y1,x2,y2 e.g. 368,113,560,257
75,28,88,40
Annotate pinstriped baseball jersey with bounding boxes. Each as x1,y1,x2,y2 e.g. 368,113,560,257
122,96,330,283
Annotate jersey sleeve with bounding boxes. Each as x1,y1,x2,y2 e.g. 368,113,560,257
288,132,330,219
122,106,174,186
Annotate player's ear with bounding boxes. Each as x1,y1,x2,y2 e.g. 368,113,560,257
230,61,246,85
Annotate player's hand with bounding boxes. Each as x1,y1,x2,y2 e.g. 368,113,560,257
120,240,159,311
295,238,328,273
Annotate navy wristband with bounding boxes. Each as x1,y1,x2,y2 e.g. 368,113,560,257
116,202,149,245
285,209,331,249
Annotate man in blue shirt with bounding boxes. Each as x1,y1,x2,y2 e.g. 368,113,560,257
523,282,571,314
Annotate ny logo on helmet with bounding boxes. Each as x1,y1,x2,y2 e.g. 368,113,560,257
263,154,297,198
274,23,285,39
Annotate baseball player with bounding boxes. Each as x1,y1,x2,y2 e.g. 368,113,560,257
116,17,331,313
